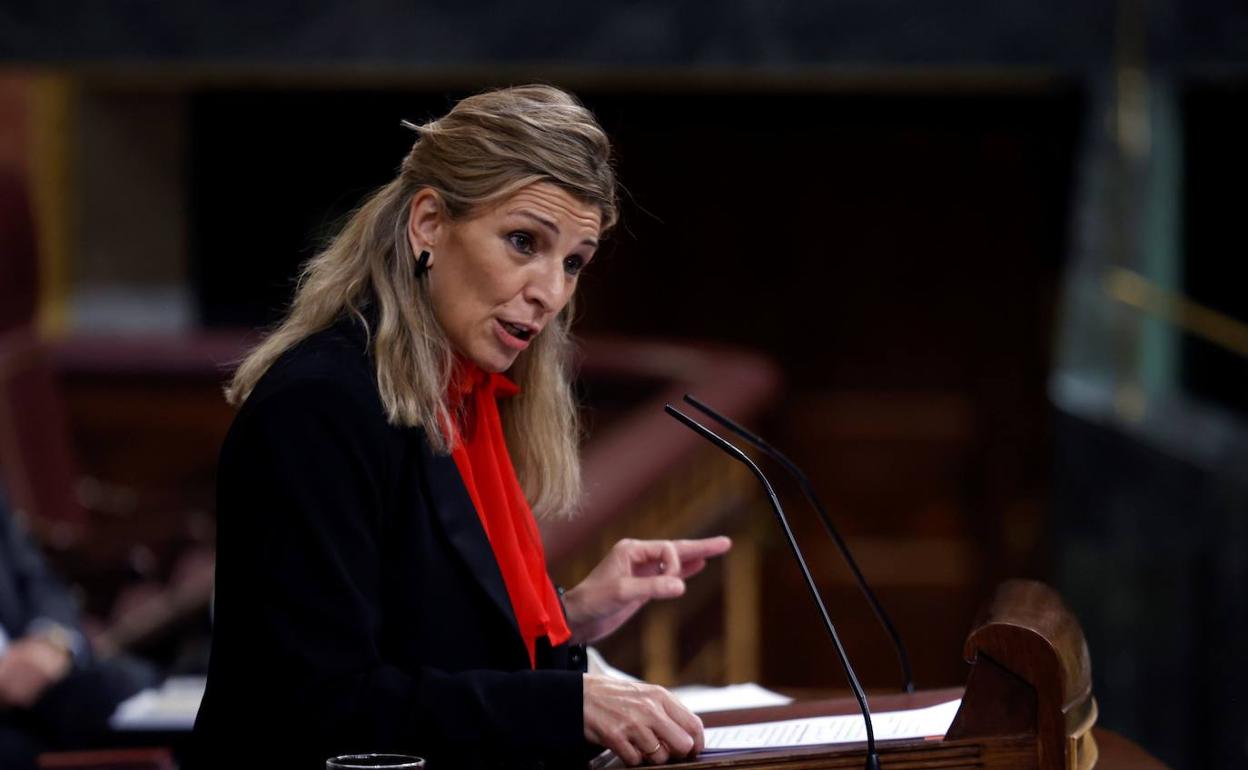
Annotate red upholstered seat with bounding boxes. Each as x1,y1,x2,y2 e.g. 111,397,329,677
0,169,38,333
36,748,175,770
0,325,87,540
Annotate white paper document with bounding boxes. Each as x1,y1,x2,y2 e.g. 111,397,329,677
586,646,793,714
703,698,962,753
670,683,794,713
110,675,206,731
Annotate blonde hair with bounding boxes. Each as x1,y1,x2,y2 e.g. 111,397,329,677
226,85,617,519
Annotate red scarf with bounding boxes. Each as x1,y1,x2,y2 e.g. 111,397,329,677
447,363,572,668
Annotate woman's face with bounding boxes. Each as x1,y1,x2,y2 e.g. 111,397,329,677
411,182,602,373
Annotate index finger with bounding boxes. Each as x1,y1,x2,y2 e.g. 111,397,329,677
673,536,732,561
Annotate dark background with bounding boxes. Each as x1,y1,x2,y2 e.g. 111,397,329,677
3,1,1247,767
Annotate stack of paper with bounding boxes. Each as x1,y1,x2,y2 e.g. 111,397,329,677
703,698,962,753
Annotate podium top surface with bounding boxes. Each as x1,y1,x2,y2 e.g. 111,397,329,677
685,689,1168,770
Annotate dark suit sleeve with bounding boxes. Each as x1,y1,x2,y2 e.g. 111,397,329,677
0,497,83,634
208,377,583,764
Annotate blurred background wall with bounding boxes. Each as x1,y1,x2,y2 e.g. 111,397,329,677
1,2,1245,767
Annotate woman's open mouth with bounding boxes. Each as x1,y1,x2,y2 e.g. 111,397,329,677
500,321,533,341
495,318,536,350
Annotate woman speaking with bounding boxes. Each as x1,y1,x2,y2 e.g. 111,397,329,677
189,85,731,768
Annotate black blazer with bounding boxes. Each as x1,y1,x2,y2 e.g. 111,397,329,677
190,319,591,769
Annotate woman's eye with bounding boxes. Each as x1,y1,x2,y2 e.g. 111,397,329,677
563,255,586,276
507,232,536,254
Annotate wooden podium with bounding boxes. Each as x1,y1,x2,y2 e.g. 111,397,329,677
658,580,1164,770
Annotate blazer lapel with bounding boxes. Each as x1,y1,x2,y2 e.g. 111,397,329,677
420,443,525,653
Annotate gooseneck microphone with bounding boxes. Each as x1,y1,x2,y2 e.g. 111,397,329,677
664,405,882,770
682,393,915,695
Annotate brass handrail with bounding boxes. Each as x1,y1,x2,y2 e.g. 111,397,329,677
1103,267,1248,360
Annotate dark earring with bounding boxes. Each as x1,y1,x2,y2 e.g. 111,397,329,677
415,249,432,275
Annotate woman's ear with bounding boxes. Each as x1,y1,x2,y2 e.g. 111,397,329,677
407,188,444,269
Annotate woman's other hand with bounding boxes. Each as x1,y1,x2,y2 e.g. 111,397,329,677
563,536,732,645
0,636,73,709
583,674,703,765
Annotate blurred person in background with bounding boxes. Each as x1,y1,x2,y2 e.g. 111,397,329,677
189,84,730,769
0,488,158,769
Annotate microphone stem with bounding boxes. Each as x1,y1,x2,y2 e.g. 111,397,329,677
665,406,880,769
757,475,880,765
682,393,915,694
797,473,916,694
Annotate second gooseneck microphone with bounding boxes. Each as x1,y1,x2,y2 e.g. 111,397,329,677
664,405,882,770
682,393,915,694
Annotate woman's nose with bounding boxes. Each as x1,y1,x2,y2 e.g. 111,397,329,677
524,260,569,312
